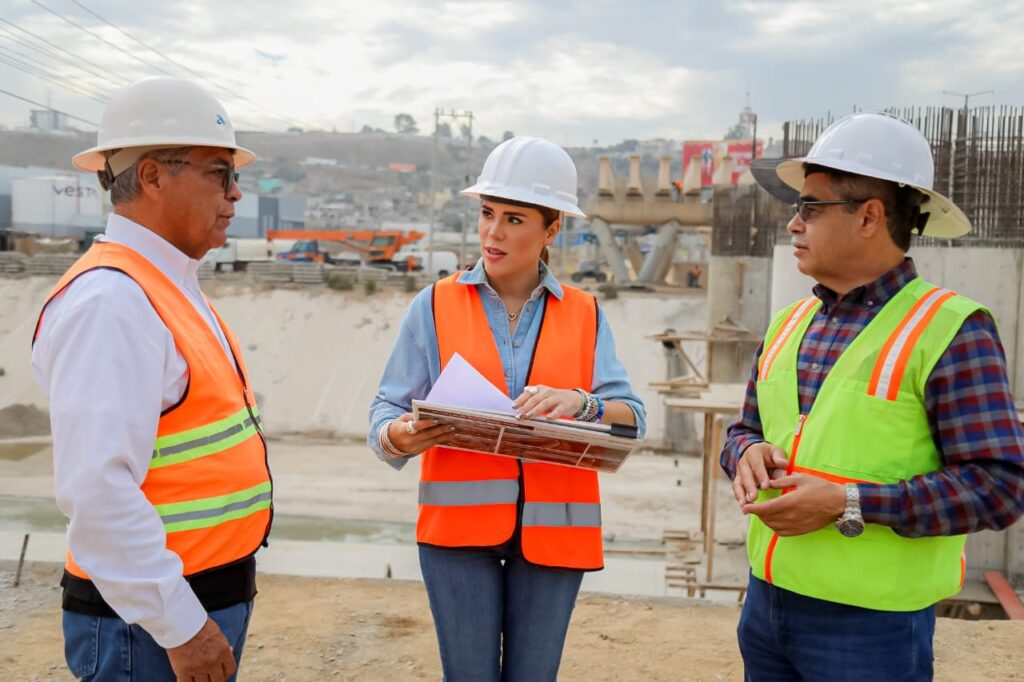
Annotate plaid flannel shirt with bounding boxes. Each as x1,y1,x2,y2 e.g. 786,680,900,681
721,258,1024,537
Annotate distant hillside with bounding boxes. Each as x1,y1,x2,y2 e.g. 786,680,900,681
0,129,682,207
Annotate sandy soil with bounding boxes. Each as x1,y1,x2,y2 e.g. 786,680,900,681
3,562,1022,682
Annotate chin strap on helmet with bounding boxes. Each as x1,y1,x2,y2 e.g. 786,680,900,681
909,204,931,235
98,160,116,191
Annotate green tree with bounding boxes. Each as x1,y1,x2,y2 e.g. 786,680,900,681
394,113,418,134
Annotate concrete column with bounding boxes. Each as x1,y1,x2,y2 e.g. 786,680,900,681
627,155,643,196
707,255,773,382
598,156,615,197
637,220,679,284
656,156,672,196
663,336,700,455
590,217,630,283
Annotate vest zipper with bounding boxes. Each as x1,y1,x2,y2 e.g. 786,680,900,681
764,413,808,584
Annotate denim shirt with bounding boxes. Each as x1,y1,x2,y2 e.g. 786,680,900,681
368,259,646,469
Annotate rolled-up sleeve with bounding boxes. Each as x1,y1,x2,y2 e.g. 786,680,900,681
368,288,437,469
592,307,647,438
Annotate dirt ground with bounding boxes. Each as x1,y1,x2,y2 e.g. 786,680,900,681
2,562,1022,681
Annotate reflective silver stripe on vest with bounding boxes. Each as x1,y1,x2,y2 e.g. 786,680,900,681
418,480,520,506
159,490,273,526
522,502,602,528
153,415,262,459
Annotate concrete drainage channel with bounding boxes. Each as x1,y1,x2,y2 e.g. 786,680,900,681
0,495,692,600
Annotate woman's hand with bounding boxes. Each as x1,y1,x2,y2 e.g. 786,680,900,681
511,385,585,421
388,413,457,455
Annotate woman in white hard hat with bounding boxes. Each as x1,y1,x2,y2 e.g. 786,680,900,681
369,136,645,681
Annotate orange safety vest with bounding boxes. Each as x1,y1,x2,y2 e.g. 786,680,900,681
34,242,272,580
419,274,603,570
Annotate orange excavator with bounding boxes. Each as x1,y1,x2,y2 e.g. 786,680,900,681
268,229,425,270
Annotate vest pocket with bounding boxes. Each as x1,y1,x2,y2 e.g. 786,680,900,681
799,387,923,483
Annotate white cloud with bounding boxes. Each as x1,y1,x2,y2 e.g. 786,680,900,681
1,0,1022,144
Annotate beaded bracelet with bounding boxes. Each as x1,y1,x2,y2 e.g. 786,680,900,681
571,389,603,422
572,388,590,420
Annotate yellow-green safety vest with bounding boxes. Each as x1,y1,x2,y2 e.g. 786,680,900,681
750,277,984,611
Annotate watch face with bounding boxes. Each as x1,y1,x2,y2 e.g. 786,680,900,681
837,517,865,538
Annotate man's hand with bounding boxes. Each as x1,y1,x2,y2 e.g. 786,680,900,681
741,473,847,536
732,442,790,504
166,616,236,682
388,413,456,456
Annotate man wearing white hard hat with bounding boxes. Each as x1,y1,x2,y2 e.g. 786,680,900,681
32,77,270,681
721,113,1024,679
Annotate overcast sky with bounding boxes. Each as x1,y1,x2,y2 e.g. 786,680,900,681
2,0,1024,147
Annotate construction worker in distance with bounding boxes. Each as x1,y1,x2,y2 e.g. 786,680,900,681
724,112,1024,680
32,77,271,682
369,136,645,681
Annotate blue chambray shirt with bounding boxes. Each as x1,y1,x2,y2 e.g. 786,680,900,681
368,259,646,469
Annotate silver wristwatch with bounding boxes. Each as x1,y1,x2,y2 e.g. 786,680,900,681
835,483,865,538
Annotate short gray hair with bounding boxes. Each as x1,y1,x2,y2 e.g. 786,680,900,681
107,147,192,205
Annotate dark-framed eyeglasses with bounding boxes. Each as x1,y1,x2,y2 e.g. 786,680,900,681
160,160,239,194
791,198,868,222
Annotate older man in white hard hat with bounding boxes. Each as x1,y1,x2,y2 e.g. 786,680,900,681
32,77,270,682
720,113,1024,679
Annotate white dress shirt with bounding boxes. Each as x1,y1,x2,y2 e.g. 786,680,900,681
32,214,235,648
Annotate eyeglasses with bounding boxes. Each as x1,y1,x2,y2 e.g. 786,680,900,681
160,160,239,193
791,198,867,222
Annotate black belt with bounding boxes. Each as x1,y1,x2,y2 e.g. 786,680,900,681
61,555,257,618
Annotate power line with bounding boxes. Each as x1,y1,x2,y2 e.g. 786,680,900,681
0,47,109,103
0,39,113,99
0,23,126,86
0,86,97,126
0,18,130,86
66,0,211,83
33,0,316,131
27,0,175,76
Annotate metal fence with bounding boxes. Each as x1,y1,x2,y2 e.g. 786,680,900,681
780,106,1024,247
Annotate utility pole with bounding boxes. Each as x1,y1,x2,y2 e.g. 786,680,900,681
427,108,475,273
943,89,993,113
463,111,473,270
428,108,440,275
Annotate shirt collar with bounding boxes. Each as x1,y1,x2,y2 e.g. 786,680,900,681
98,213,201,287
457,258,564,301
812,257,918,311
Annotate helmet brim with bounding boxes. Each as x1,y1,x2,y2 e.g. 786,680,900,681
773,157,971,239
749,158,800,204
73,140,256,173
461,182,587,219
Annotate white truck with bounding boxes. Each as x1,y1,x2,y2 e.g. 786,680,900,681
204,238,278,271
399,250,459,279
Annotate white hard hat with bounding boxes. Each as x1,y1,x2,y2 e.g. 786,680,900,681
461,136,586,218
759,113,969,238
73,76,255,176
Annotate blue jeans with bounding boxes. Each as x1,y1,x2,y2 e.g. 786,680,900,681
62,600,253,681
738,575,935,681
418,544,585,682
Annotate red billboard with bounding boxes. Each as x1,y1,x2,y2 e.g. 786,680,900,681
682,140,763,189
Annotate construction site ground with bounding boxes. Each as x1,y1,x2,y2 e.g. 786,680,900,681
1,276,1022,678
3,560,1022,681
2,438,1023,680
